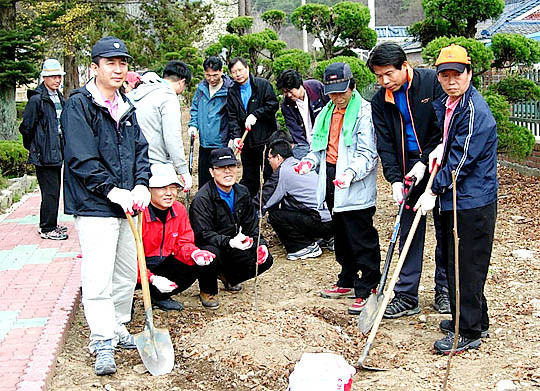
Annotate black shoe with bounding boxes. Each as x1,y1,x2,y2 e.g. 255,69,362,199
384,294,420,318
434,289,451,314
219,273,243,293
434,333,481,354
439,319,489,338
152,298,184,311
317,237,335,251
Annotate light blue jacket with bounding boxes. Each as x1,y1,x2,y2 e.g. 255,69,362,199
188,75,233,148
303,96,378,213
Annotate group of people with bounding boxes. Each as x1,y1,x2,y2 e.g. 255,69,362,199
19,34,498,376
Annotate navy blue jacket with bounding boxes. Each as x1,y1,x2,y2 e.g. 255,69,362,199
19,83,64,166
281,79,329,146
61,84,151,218
432,85,498,211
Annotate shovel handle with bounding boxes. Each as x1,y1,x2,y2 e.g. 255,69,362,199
126,213,152,311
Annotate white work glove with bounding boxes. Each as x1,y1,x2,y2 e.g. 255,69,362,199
233,137,244,153
191,249,216,266
149,275,178,293
257,245,269,265
188,126,198,138
294,160,313,175
229,228,254,250
391,182,404,205
245,114,257,131
429,143,444,173
414,191,437,215
107,187,134,214
405,162,426,186
333,170,354,189
131,184,151,211
180,173,192,192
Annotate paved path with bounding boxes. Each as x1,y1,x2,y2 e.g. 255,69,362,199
0,191,81,391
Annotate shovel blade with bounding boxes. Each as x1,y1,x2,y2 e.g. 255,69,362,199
357,293,383,335
135,309,175,376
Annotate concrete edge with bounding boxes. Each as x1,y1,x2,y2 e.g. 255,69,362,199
499,159,540,177
0,175,38,216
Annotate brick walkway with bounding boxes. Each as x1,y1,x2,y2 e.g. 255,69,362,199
0,192,81,391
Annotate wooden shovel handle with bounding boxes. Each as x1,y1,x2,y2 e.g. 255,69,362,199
126,213,152,311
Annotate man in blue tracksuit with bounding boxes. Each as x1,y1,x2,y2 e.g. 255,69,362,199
415,44,498,354
188,56,234,187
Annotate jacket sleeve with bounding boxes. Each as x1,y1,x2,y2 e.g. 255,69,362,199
172,204,199,264
251,81,279,121
160,97,188,174
227,90,243,140
239,195,266,246
372,96,402,184
282,101,305,143
347,102,379,182
19,97,39,150
189,193,232,249
132,114,151,187
255,170,279,212
263,168,287,212
419,79,444,165
188,88,200,129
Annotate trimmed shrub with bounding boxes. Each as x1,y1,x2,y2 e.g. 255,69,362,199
313,56,375,93
0,140,30,178
488,75,540,103
272,49,312,79
16,101,27,119
498,121,536,159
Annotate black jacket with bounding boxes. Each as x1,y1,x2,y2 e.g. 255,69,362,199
227,74,279,148
19,83,64,166
61,84,150,218
281,79,329,146
371,67,443,185
189,181,266,249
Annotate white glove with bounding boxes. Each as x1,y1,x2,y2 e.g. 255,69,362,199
131,184,150,211
150,275,178,293
391,182,404,205
233,137,244,153
405,162,426,186
245,114,257,130
414,191,437,215
229,228,253,250
188,126,198,138
107,187,134,213
294,160,313,175
429,143,444,173
180,173,192,192
333,170,354,189
257,245,269,265
191,249,216,266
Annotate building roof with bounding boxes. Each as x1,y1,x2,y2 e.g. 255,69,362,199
375,26,411,39
480,0,540,38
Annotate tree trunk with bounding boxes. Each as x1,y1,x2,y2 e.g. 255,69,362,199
245,0,252,16
63,50,80,98
0,1,18,140
238,0,245,16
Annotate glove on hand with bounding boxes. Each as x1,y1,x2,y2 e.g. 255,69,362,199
405,162,426,186
180,173,192,192
187,126,198,138
229,228,253,250
333,171,354,189
233,138,244,153
414,191,437,215
131,184,150,211
191,249,216,266
107,187,134,214
245,114,257,130
294,160,313,175
257,245,269,265
429,143,444,173
391,182,404,205
150,275,178,293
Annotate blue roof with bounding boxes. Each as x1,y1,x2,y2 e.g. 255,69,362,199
375,26,411,39
481,0,540,37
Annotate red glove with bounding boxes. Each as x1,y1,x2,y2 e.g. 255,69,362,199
294,160,313,174
191,249,216,266
233,138,244,153
257,245,269,265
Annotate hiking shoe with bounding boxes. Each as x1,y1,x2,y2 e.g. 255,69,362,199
40,227,68,240
348,297,368,315
286,243,322,261
117,333,137,349
152,298,184,311
317,237,335,251
94,340,116,376
384,294,420,318
434,289,451,314
320,285,355,299
434,333,481,354
56,225,68,233
439,319,489,339
200,292,219,309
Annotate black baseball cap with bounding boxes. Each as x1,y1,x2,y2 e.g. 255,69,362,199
323,62,353,95
210,148,238,167
91,36,132,60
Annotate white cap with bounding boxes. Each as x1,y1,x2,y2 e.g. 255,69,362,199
149,163,181,188
41,59,66,77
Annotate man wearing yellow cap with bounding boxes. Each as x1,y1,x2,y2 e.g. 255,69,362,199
415,44,498,354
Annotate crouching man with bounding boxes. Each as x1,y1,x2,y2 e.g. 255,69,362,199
140,163,217,311
189,148,273,309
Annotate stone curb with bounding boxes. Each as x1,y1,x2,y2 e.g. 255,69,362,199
0,175,37,212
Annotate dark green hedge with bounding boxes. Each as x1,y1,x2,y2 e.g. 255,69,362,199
0,140,31,178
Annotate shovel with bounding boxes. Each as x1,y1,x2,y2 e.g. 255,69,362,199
358,179,416,334
126,213,175,376
357,167,438,371
185,133,195,209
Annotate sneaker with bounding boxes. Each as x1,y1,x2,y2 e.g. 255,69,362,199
40,227,68,240
286,243,322,261
117,333,137,349
199,292,219,309
434,289,451,314
384,294,420,318
317,237,335,251
56,225,68,233
94,340,116,376
348,297,367,315
434,333,481,354
152,298,184,311
320,285,355,299
439,319,489,339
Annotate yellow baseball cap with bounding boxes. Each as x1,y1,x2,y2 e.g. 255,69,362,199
435,44,471,73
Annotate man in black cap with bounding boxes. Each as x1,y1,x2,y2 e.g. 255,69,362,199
61,36,151,376
295,62,381,316
189,147,273,308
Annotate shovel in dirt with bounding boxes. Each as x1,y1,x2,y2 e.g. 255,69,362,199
126,213,175,376
356,167,438,371
357,179,416,334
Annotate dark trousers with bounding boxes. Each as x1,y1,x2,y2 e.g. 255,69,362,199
441,202,496,339
199,244,273,292
198,146,216,189
240,145,272,197
147,255,218,300
35,165,61,233
268,209,333,253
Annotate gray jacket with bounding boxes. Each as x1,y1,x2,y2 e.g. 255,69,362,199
128,77,188,174
303,96,378,213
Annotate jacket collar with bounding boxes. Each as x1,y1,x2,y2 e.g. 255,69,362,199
85,78,132,119
384,64,414,105
146,201,179,223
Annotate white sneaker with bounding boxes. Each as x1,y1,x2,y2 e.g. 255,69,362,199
286,243,322,261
